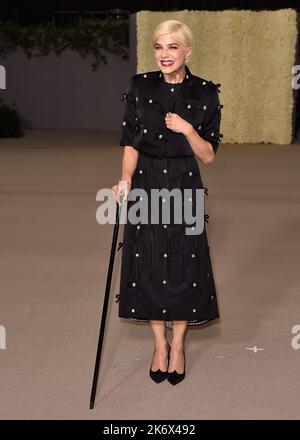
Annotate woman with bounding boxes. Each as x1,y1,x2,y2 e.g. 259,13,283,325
112,19,222,385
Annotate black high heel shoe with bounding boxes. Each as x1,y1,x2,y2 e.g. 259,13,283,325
167,349,185,385
149,343,170,383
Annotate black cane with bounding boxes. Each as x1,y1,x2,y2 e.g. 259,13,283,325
89,192,124,409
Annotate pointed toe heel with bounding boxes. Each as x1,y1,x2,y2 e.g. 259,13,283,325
167,350,186,385
149,344,170,383
149,368,167,383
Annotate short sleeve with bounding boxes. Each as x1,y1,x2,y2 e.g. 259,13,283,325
119,75,137,147
201,84,223,154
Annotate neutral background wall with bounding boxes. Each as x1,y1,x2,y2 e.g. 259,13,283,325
0,15,137,130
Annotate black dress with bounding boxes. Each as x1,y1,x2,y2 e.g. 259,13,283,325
115,65,222,329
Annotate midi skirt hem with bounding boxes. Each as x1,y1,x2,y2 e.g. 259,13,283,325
118,311,219,329
118,316,219,329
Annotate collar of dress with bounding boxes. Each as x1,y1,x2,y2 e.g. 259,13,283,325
153,64,195,88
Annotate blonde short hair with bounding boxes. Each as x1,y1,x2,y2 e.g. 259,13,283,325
152,19,193,48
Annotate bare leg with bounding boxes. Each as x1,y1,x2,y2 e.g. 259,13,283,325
149,320,169,372
168,320,187,374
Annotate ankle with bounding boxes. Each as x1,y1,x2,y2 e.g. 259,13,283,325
154,340,169,350
170,341,185,351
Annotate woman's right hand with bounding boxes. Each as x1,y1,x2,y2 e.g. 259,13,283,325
112,179,132,204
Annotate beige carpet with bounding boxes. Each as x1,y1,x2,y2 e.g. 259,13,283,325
0,129,299,420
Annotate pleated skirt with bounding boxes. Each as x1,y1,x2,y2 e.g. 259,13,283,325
116,152,219,329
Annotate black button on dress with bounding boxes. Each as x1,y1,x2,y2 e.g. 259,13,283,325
116,65,222,329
